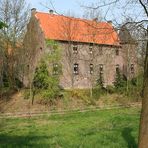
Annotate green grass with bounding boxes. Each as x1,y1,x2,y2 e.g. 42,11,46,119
0,107,140,148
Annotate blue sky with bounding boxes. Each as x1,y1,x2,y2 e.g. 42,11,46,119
27,0,98,15
26,0,145,25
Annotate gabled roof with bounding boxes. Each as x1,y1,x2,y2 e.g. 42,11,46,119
35,12,120,46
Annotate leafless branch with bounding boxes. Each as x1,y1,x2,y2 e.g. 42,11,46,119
139,0,148,17
81,0,120,10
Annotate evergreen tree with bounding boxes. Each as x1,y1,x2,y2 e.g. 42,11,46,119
97,73,104,88
114,68,125,89
33,60,49,89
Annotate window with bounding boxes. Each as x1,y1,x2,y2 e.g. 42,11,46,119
73,43,78,54
131,64,134,73
90,64,93,74
99,47,103,55
99,64,104,85
27,65,29,72
74,63,79,75
116,64,120,72
89,46,93,54
89,43,93,54
116,49,119,56
53,63,58,75
99,64,103,74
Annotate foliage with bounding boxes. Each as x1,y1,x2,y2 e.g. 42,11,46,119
96,73,104,88
0,21,7,29
1,68,23,89
0,0,30,42
64,88,106,105
33,60,61,103
23,89,30,100
113,73,143,101
33,60,49,89
32,40,62,103
62,73,143,103
46,40,62,63
40,76,62,101
114,69,126,89
106,85,116,94
2,72,9,87
0,0,29,90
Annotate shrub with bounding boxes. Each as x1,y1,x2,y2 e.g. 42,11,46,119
96,73,104,88
23,89,30,100
64,88,105,105
114,69,125,89
33,60,62,103
131,77,137,86
32,40,62,104
33,60,49,89
106,85,116,94
2,72,9,87
92,86,106,99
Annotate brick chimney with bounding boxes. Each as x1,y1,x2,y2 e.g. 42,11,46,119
49,9,54,14
107,20,112,25
31,8,36,16
93,17,98,22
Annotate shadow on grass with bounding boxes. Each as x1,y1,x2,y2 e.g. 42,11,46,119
122,127,137,148
0,134,60,147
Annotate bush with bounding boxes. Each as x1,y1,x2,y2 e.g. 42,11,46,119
114,69,125,89
131,78,137,86
33,58,62,104
92,86,106,99
96,74,104,88
106,85,116,94
33,60,49,89
63,88,105,105
41,76,62,99
2,72,9,87
23,89,30,100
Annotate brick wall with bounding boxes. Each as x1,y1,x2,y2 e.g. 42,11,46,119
22,14,137,89
59,42,123,88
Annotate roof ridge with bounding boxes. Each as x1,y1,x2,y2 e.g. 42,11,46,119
36,11,108,25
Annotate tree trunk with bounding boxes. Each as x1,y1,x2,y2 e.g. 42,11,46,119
138,27,148,148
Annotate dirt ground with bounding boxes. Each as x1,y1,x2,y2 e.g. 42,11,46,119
0,90,87,113
0,90,141,114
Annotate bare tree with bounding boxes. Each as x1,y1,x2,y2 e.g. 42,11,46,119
139,26,148,148
82,3,103,21
0,0,30,43
138,0,148,146
0,0,30,88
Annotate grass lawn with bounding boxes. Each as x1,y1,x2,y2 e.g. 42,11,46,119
0,107,140,148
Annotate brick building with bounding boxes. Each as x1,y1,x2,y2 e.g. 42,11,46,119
22,9,137,89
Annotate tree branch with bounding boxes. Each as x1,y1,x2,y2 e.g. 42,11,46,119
81,0,119,10
139,0,148,17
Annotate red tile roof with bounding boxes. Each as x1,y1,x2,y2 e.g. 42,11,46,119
35,12,120,46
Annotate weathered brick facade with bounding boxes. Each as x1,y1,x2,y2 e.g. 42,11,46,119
22,9,137,89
